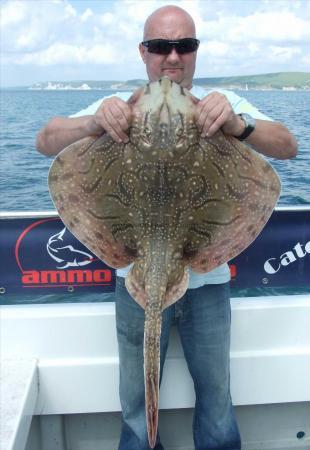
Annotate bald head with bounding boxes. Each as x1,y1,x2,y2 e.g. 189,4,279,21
139,5,198,89
143,5,196,41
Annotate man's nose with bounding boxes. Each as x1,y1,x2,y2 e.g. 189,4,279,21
165,47,181,63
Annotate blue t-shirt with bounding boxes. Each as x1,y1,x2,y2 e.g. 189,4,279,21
71,85,272,288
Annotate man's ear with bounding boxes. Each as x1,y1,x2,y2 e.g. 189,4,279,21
139,43,147,64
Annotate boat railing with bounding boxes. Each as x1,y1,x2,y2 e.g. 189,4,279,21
1,205,309,296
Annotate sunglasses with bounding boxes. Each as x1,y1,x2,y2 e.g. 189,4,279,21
141,38,200,55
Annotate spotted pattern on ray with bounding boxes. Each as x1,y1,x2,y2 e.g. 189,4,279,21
48,77,281,448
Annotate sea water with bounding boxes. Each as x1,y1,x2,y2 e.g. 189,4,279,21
1,89,309,210
0,89,309,304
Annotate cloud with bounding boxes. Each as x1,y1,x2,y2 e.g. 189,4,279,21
81,8,93,22
17,42,118,66
1,0,79,54
196,6,310,51
200,41,230,58
1,0,310,86
0,0,27,26
192,1,310,77
0,0,147,62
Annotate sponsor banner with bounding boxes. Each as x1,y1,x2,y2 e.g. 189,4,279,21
0,216,115,294
229,208,310,288
0,209,309,296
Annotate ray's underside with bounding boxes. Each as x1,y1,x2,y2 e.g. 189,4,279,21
49,77,280,447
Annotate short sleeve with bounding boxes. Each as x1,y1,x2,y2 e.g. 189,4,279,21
69,91,133,118
191,86,273,121
217,89,273,121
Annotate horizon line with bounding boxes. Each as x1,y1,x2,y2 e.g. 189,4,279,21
1,71,309,89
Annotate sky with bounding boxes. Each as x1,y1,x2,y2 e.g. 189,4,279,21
1,0,310,87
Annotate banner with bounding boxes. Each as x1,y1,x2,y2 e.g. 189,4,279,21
0,208,309,296
229,207,310,288
0,216,115,294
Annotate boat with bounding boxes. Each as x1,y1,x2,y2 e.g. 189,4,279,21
1,206,309,450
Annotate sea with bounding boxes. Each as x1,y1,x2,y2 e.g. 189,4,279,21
0,88,309,304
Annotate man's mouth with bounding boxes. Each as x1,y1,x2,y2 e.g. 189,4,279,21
162,68,183,72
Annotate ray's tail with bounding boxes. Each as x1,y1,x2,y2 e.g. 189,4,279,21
144,292,163,448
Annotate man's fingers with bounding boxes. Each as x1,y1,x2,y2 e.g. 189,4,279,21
103,109,129,142
199,103,225,136
101,119,123,143
204,112,226,137
111,103,131,133
95,97,132,143
116,101,132,125
195,97,212,129
196,96,223,132
196,92,236,137
202,107,231,137
196,105,209,132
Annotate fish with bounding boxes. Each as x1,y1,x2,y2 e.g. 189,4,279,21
48,76,280,448
46,227,95,269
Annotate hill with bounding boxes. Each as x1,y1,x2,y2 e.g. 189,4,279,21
26,72,310,91
194,72,310,90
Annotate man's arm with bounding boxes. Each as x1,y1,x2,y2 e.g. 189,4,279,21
36,96,131,156
196,92,298,160
238,119,297,160
36,115,101,156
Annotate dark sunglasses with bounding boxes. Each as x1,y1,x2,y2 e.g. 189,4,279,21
141,38,200,55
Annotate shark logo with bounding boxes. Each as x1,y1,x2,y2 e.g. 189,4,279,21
47,227,95,269
12,217,114,291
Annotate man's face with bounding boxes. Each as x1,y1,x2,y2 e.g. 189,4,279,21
139,13,198,89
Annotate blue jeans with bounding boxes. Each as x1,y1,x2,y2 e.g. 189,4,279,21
115,276,241,450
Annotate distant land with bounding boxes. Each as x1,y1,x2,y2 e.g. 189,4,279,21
6,72,310,91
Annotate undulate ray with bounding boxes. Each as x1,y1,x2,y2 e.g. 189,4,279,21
48,77,281,448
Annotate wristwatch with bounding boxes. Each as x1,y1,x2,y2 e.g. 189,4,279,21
236,113,256,141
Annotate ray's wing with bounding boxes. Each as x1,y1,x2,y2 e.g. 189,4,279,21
183,131,281,273
48,134,139,269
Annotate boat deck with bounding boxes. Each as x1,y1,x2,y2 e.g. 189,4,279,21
1,296,310,450
0,359,37,450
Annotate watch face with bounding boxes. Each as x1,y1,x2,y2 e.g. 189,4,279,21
242,113,256,129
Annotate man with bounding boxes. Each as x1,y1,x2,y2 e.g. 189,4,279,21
37,5,297,450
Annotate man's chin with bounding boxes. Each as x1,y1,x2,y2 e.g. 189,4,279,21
160,69,183,83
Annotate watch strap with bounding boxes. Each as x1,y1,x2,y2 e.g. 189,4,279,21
236,113,255,141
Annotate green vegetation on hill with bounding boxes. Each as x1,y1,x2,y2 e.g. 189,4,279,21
194,72,310,89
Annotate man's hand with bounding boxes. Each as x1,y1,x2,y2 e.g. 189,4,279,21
94,96,132,143
195,92,244,138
